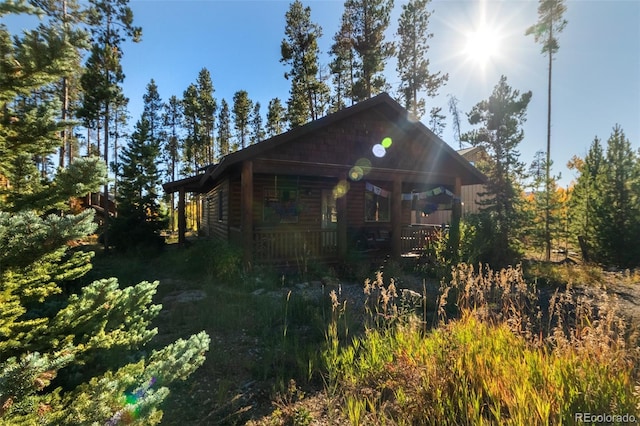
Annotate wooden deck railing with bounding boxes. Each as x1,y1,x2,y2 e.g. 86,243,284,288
252,226,442,263
254,228,337,263
400,225,443,253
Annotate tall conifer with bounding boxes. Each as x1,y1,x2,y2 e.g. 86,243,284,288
526,0,568,261
396,0,447,119
266,98,287,137
342,0,394,101
217,99,232,155
281,0,328,127
461,76,532,267
232,90,252,150
0,4,209,422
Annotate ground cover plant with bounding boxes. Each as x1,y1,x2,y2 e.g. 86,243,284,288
76,241,640,425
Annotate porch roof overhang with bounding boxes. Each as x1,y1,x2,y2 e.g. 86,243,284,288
162,172,211,194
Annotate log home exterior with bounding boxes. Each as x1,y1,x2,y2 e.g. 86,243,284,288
163,94,485,266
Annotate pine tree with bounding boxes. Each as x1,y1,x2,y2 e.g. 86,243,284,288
1,3,76,205
266,97,287,137
526,151,564,258
232,90,252,150
196,68,216,164
143,79,164,147
181,83,200,175
81,0,142,251
110,116,166,250
329,12,356,111
29,0,88,168
162,95,182,230
217,99,232,155
448,95,463,148
250,102,265,145
396,0,448,119
461,75,532,267
592,126,640,267
281,0,329,127
0,4,209,422
428,106,445,137
342,0,394,101
526,0,568,261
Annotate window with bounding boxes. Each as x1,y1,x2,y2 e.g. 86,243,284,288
321,189,337,229
365,191,390,222
263,187,299,224
217,190,224,221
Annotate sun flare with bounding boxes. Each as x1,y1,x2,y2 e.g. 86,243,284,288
464,26,501,67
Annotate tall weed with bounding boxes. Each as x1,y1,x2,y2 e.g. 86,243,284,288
324,265,640,424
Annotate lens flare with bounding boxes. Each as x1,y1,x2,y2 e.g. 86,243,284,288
381,137,392,148
349,166,364,181
372,144,386,158
333,179,350,198
355,158,372,175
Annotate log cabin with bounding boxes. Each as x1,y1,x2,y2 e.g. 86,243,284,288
163,93,485,267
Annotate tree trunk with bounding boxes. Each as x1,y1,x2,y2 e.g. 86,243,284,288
103,103,110,252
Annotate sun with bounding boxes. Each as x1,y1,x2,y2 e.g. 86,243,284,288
463,25,501,67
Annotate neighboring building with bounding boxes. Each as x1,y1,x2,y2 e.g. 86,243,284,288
163,93,485,266
416,146,488,225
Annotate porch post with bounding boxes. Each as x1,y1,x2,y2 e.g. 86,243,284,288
336,173,348,258
178,187,186,245
448,177,462,262
391,176,402,260
241,160,254,269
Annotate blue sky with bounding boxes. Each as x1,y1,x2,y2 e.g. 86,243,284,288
8,1,640,187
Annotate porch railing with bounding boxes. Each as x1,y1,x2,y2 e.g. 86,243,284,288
254,228,337,263
400,225,443,253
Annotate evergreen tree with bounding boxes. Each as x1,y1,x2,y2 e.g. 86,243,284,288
526,0,568,261
250,102,265,145
266,97,287,137
396,0,448,119
342,0,394,101
1,3,76,204
111,116,165,251
143,79,164,147
461,75,532,267
525,151,564,258
30,0,88,168
329,12,356,111
196,68,216,164
162,95,182,230
232,90,252,150
592,126,640,267
567,137,604,262
0,4,209,422
181,83,200,175
448,95,463,148
428,106,445,137
281,0,329,127
217,99,232,155
80,0,141,251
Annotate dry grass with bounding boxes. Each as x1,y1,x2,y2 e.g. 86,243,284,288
323,263,640,425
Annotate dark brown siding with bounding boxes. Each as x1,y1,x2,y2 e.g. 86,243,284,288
204,179,230,239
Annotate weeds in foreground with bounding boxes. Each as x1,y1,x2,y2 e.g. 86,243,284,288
324,264,640,425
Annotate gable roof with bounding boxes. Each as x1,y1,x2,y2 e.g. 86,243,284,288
457,146,480,157
163,93,485,193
